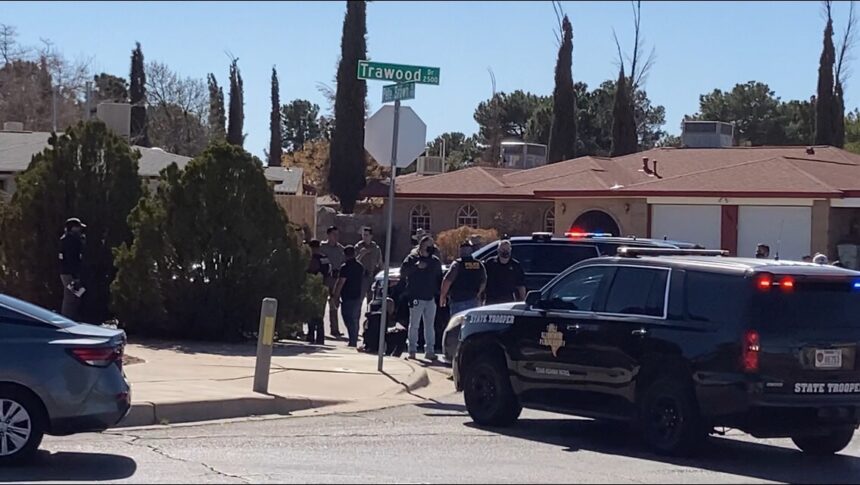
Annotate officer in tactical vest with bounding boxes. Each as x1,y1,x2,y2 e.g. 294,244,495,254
440,240,487,317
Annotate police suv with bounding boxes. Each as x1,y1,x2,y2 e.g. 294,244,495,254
453,247,860,456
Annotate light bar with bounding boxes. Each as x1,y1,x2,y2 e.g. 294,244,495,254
564,232,614,238
617,247,729,257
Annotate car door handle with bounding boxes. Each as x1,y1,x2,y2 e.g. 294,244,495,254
566,324,581,332
631,328,649,337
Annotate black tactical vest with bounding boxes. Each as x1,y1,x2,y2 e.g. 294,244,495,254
450,257,483,302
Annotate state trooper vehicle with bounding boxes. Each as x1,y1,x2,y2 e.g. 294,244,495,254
453,247,860,456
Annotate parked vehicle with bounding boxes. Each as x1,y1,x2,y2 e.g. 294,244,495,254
454,247,860,456
0,294,130,464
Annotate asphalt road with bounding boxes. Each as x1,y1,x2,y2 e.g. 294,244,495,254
3,392,860,484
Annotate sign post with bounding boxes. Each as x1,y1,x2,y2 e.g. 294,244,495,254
253,297,278,393
361,60,437,372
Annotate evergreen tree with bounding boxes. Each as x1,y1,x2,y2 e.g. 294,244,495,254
547,15,576,163
227,58,244,147
207,73,226,141
269,67,283,167
328,0,368,214
610,66,638,157
0,121,142,321
816,5,836,146
129,42,149,147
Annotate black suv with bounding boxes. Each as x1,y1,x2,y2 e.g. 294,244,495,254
453,248,860,456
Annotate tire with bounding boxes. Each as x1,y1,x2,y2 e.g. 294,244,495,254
463,355,521,427
0,387,45,466
639,378,706,456
792,427,856,456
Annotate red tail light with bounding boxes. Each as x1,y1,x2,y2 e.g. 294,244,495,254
69,346,122,368
779,276,795,291
741,330,760,373
757,274,773,290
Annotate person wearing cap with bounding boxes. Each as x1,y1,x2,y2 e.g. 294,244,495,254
401,235,443,360
305,239,330,344
59,217,87,319
813,253,830,265
355,226,383,304
440,239,487,318
320,226,345,338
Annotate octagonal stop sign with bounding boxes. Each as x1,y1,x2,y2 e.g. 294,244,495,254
364,105,427,168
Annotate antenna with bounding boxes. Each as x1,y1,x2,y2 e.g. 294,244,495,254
775,219,784,261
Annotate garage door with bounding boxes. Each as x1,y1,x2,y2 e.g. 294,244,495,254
737,206,811,260
650,205,722,249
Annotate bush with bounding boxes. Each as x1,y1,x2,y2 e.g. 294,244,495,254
0,122,142,321
435,226,499,263
111,141,309,341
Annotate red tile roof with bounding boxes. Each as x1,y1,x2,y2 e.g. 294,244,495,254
393,146,860,199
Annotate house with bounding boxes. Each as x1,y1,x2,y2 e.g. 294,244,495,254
264,166,304,195
385,121,860,267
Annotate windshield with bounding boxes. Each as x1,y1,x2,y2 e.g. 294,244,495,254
750,280,860,329
0,294,77,328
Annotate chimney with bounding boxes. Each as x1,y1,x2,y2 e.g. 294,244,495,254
95,103,131,140
806,146,815,155
652,159,659,177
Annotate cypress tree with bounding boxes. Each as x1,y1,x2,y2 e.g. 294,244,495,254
227,59,244,147
816,11,836,145
269,67,283,167
833,80,845,148
207,73,226,141
328,0,368,214
547,15,577,164
129,42,149,147
610,66,638,157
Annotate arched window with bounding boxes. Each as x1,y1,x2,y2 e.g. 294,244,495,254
410,204,431,235
456,204,479,229
544,207,556,234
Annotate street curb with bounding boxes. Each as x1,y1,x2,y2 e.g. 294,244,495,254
394,361,431,394
116,395,346,428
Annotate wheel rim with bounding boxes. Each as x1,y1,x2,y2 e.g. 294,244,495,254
0,399,31,457
648,396,682,444
469,370,498,413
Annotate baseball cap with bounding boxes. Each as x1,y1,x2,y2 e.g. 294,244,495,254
65,217,86,229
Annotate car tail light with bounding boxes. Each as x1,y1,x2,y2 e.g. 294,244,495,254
779,276,795,291
756,274,773,290
69,346,122,368
741,330,760,373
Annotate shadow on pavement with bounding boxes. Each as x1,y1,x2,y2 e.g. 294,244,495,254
133,338,334,358
417,401,467,415
0,451,137,482
466,418,860,483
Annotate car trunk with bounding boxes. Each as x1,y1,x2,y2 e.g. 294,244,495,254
747,276,860,395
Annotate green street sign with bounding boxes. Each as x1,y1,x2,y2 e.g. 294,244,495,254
357,60,440,85
382,82,416,103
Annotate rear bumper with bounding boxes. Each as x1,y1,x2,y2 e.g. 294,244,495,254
50,395,131,435
48,373,132,436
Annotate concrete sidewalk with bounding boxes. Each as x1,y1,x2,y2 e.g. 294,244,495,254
119,338,452,428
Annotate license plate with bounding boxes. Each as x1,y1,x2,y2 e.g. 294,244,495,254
815,349,843,369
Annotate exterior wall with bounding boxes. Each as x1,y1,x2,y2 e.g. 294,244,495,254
391,199,553,262
553,198,648,237
811,199,831,257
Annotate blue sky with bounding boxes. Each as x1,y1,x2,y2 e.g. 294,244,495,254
2,1,857,159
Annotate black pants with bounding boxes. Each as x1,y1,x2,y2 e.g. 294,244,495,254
306,317,325,345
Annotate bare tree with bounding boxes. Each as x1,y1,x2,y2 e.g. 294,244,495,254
145,61,209,156
836,1,857,87
612,0,656,91
0,24,26,65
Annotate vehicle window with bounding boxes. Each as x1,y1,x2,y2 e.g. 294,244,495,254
750,280,860,329
603,267,669,317
0,305,41,326
513,244,599,274
545,266,609,311
0,294,75,328
685,271,749,325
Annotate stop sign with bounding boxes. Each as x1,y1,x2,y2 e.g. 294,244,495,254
364,105,427,168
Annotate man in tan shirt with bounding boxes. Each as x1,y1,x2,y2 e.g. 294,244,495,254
355,226,383,304
320,226,345,338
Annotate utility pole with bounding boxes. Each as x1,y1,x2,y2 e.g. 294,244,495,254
51,85,58,132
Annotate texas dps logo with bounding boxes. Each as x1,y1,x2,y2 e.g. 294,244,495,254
540,324,565,357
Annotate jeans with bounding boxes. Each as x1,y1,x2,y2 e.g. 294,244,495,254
408,299,437,357
60,274,80,320
340,298,362,347
450,298,480,318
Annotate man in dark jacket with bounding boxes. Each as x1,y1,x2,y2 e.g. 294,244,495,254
400,235,443,360
305,240,330,344
483,239,526,305
334,246,365,348
440,240,487,317
59,217,86,319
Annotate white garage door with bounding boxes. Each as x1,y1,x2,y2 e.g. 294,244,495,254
737,206,811,260
651,205,722,249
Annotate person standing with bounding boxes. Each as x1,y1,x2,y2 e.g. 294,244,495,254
483,240,526,305
401,236,443,360
333,245,365,348
305,239,330,345
355,226,383,304
320,226,345,338
59,217,87,320
440,240,487,317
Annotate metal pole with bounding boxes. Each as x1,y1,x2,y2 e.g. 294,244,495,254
253,297,278,393
377,99,401,372
52,86,58,132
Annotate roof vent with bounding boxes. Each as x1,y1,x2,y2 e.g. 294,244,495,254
806,146,815,155
416,156,444,175
682,121,734,148
2,121,24,132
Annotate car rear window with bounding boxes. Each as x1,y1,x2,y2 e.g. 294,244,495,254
512,244,599,274
685,271,749,326
603,266,669,317
750,280,860,329
0,294,76,328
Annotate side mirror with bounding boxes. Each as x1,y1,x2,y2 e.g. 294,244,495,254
525,290,542,308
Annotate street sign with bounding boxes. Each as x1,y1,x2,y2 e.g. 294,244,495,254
382,82,416,103
357,60,440,85
364,105,427,168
